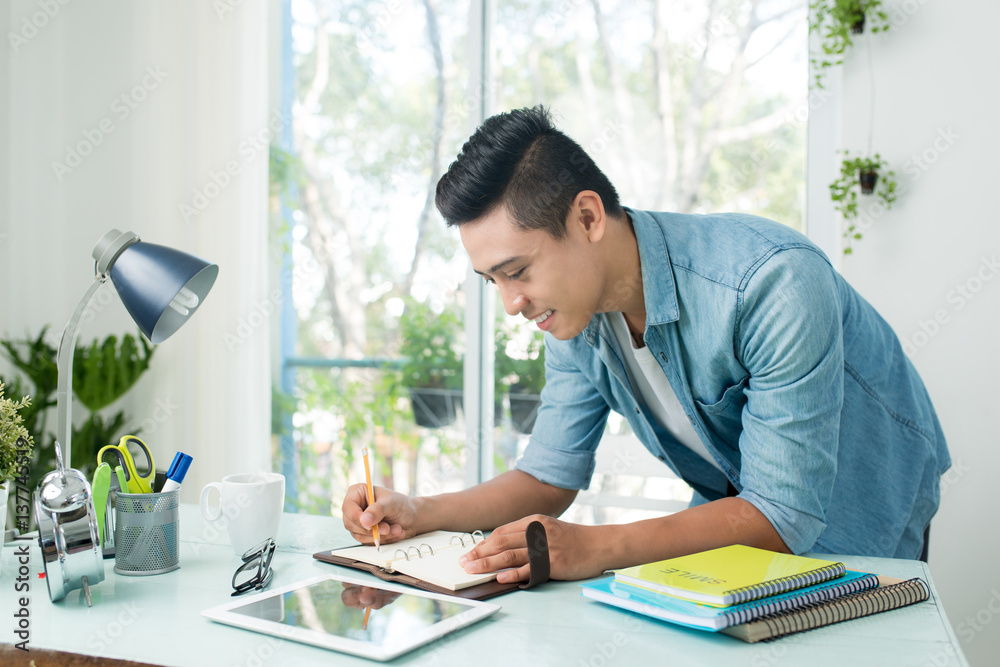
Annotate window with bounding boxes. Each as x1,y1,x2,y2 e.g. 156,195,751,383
275,0,807,518
276,0,474,511
490,0,808,523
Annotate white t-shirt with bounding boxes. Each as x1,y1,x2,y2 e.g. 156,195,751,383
609,312,723,471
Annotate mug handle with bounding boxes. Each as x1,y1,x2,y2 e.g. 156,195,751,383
200,482,224,522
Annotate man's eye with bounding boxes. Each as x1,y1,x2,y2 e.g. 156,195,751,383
483,276,496,285
508,269,525,280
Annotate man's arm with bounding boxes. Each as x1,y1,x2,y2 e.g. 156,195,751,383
461,496,788,583
414,469,578,534
610,496,789,565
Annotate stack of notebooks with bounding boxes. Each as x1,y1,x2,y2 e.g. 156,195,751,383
580,545,930,643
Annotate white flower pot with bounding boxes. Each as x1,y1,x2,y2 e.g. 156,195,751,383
0,481,8,568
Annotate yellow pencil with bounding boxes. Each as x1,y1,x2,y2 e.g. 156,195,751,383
362,447,380,550
362,605,372,630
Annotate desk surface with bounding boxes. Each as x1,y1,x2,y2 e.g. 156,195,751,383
1,505,969,666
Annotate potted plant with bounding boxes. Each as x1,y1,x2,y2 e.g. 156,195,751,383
493,323,515,427
398,299,463,428
829,151,898,254
507,331,546,434
1,327,153,491
809,0,890,88
1,382,35,550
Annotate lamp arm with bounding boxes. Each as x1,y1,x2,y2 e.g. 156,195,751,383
56,275,107,468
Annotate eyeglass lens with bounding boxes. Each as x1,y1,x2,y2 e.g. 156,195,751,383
232,539,276,595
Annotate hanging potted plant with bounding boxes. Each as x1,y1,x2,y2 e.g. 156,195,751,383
398,299,463,428
829,151,898,254
1,382,35,554
809,0,890,88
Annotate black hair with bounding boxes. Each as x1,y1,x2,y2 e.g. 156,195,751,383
435,105,623,238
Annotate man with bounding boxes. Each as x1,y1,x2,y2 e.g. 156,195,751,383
342,106,950,584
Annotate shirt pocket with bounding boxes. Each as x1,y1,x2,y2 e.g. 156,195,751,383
693,375,748,445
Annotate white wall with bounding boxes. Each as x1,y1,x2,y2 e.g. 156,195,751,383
826,1,1000,664
0,1,273,504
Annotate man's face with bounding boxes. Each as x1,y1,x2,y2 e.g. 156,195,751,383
459,205,604,341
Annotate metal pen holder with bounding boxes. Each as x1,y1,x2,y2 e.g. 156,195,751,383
113,489,180,576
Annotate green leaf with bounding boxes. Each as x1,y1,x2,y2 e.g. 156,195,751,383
398,298,462,389
73,332,155,412
0,327,58,398
809,1,890,89
71,411,131,473
829,150,899,251
0,382,35,481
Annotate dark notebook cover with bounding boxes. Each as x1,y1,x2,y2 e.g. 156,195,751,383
312,548,522,600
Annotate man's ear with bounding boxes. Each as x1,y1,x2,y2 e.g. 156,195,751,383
572,190,606,243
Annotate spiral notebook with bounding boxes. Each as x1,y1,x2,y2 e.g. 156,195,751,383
721,575,930,643
313,530,521,600
614,545,846,607
581,570,879,631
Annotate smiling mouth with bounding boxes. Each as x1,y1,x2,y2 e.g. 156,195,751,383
528,309,554,324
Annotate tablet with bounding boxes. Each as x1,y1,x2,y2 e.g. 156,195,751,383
201,573,501,661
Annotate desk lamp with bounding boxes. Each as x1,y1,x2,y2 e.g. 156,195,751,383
38,229,217,605
56,229,219,467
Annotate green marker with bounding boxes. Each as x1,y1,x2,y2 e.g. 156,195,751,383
91,463,112,546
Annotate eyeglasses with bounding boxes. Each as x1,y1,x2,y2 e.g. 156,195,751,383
231,538,276,597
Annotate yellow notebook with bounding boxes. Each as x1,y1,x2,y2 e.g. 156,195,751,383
615,545,846,607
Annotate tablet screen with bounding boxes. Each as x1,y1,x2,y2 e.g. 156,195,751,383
226,577,482,649
204,573,500,660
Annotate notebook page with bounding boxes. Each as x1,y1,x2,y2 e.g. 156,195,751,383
393,541,500,591
332,530,499,590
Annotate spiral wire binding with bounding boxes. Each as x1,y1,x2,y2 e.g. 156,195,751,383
385,531,486,572
721,572,880,627
725,561,847,605
449,531,486,548
755,578,929,641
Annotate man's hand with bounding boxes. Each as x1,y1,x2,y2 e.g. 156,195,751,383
340,583,402,610
341,483,419,546
457,515,611,584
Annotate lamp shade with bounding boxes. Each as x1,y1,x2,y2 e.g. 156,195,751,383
106,239,219,344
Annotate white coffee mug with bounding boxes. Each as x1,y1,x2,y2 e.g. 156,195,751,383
200,472,285,555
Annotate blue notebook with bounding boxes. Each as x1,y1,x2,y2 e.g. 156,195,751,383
580,570,879,631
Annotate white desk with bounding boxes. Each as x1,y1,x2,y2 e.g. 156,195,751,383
1,505,969,666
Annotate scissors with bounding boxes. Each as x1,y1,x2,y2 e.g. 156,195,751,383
97,435,156,494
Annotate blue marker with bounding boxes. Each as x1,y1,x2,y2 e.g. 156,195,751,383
160,452,193,493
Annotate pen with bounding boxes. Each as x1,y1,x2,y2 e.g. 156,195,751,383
160,451,193,493
362,447,380,550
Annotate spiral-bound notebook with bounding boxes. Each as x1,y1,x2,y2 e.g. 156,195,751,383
313,530,521,600
614,545,846,607
582,570,879,631
721,575,930,643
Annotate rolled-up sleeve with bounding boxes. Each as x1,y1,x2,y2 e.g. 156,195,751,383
735,248,844,554
515,335,611,490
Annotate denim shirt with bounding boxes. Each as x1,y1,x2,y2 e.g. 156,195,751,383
517,208,950,558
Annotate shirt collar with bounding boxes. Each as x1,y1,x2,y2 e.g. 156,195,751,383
583,207,680,345
628,207,680,326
